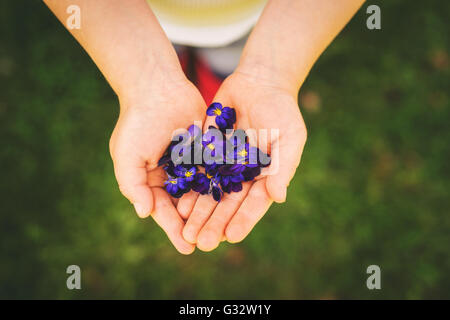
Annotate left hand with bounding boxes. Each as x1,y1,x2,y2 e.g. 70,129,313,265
178,69,308,251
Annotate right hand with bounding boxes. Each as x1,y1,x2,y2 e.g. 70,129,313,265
109,75,206,254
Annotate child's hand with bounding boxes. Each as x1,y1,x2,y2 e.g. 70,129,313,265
44,0,206,253
179,70,307,251
109,77,206,254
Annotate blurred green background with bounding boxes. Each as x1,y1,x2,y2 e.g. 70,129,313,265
0,0,449,299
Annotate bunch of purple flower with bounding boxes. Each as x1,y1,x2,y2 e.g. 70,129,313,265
158,102,271,202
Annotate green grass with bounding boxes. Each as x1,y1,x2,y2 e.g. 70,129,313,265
0,0,449,299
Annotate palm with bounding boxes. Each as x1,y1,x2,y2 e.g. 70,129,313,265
219,73,305,148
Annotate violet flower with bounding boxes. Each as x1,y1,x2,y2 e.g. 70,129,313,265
164,176,189,198
174,165,197,182
159,103,271,202
206,102,236,131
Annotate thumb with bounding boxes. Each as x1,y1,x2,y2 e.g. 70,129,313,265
113,153,154,218
265,131,306,203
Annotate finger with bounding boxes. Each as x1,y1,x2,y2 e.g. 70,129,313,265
182,194,218,244
147,167,182,215
146,167,167,188
197,182,251,251
177,190,199,219
225,179,273,243
151,187,195,255
113,153,153,218
171,197,180,207
265,131,306,203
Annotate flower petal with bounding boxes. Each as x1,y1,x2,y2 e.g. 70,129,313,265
212,186,223,202
243,166,261,181
220,107,234,120
166,183,177,194
206,102,222,116
215,116,229,129
231,182,243,192
174,165,185,177
188,124,202,139
231,173,244,183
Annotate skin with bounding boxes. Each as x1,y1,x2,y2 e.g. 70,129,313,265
44,0,365,254
44,0,205,254
111,78,205,255
181,0,366,251
181,71,306,249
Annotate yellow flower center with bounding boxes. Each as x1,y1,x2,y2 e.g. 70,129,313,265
213,108,222,116
206,173,213,179
207,143,215,150
169,180,177,184
238,149,248,157
185,171,193,177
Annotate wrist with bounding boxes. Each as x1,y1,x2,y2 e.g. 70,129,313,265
234,61,299,98
117,63,188,111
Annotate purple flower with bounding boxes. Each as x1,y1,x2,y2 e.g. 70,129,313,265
218,163,245,175
192,164,217,195
206,102,236,131
192,164,223,201
242,166,261,182
163,161,176,177
174,165,197,182
164,176,189,198
192,173,210,195
159,103,270,202
236,143,251,163
211,177,223,202
204,163,219,176
220,173,244,193
188,124,202,140
227,129,247,149
202,130,218,156
202,128,226,163
226,139,271,168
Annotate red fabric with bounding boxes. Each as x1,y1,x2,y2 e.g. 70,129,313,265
179,50,189,74
178,50,223,105
195,56,223,105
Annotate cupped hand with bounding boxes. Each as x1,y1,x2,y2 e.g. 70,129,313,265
109,77,206,254
178,70,307,251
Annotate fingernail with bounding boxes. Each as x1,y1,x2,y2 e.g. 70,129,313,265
182,226,197,244
133,202,147,218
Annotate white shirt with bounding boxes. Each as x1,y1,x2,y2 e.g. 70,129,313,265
146,0,267,48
